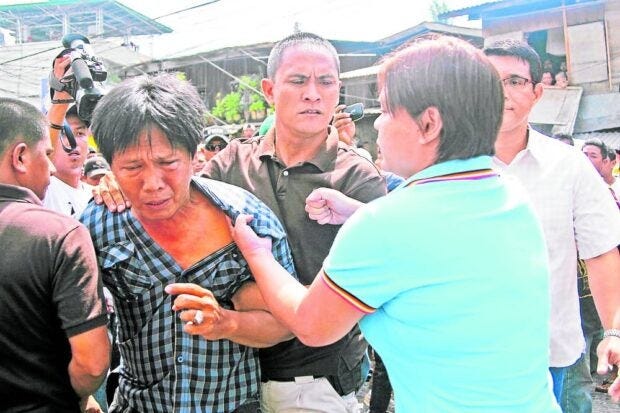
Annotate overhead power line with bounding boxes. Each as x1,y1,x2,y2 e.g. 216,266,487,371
0,0,221,67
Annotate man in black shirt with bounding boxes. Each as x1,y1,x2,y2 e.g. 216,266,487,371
0,98,110,412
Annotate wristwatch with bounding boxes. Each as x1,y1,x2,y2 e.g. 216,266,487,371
603,329,620,339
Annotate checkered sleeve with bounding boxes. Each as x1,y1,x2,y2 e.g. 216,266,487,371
203,178,297,279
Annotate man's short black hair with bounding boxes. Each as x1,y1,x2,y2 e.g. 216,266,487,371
583,138,609,159
65,104,90,128
0,98,47,155
91,73,205,164
552,133,574,146
483,39,543,85
267,32,340,80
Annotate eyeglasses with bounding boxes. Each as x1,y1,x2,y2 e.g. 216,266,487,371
501,75,533,89
206,143,226,152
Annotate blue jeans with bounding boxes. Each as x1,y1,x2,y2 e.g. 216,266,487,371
561,353,593,413
93,379,108,413
559,293,602,413
549,366,566,403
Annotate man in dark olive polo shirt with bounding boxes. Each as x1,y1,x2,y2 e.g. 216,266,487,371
203,32,386,412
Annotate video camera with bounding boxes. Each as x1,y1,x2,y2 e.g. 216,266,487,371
50,33,107,123
49,33,107,152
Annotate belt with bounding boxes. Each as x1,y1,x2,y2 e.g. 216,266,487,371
263,375,325,384
263,375,349,396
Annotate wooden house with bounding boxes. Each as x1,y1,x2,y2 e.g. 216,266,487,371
441,0,620,147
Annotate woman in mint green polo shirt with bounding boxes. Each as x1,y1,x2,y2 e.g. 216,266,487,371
230,36,560,412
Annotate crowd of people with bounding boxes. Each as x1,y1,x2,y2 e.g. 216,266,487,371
0,31,619,413
540,58,570,88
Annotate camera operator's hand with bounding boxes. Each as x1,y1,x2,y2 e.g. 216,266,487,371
48,55,74,150
51,55,72,101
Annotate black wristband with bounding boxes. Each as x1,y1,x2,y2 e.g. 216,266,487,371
49,123,63,130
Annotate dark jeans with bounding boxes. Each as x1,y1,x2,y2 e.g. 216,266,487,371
369,350,392,413
233,396,261,413
559,261,604,412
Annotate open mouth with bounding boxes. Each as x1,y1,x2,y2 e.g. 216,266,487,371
145,198,170,208
300,109,322,115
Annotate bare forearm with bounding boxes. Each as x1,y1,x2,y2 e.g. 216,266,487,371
243,250,311,338
223,309,293,347
67,326,111,398
48,91,71,149
587,248,620,329
68,357,108,397
243,251,362,346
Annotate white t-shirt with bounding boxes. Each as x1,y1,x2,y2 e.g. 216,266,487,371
610,177,620,199
43,176,93,218
493,128,620,367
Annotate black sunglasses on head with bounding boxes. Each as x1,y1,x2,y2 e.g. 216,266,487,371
206,143,226,151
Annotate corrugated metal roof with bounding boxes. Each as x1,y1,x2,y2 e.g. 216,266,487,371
439,0,600,20
375,21,482,52
439,1,503,20
574,93,620,133
574,131,620,150
0,0,171,41
339,22,482,80
340,64,380,80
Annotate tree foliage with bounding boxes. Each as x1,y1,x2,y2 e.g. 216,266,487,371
210,75,266,123
211,91,241,123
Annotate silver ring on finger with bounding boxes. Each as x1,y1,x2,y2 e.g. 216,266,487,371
192,309,204,325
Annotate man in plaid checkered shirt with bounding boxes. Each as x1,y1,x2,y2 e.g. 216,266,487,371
80,73,295,413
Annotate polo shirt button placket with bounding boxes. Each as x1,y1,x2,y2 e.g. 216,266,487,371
277,170,289,199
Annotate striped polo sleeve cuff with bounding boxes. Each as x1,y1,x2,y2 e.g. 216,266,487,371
321,270,376,314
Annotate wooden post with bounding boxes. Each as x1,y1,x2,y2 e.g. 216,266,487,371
562,0,571,82
604,18,613,91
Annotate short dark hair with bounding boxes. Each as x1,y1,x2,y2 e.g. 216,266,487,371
378,36,503,163
483,39,543,84
91,73,206,164
267,32,340,80
65,104,90,128
583,138,609,159
608,149,616,162
552,133,574,146
0,98,47,155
